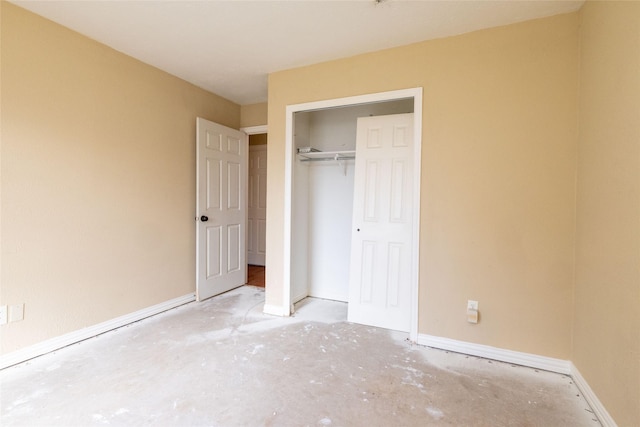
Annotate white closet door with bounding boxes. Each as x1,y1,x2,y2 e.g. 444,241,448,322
348,113,414,332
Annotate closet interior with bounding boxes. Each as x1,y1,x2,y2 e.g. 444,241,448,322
290,98,414,304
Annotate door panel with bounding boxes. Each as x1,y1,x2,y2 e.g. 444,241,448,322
196,118,247,301
227,224,241,272
364,160,380,221
348,113,414,332
228,161,241,209
390,159,407,222
206,226,222,279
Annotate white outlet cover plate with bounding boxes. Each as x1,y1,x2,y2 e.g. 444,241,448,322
467,300,479,311
9,304,24,322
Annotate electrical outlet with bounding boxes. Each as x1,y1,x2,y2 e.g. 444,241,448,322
467,300,479,324
0,306,7,325
9,303,24,322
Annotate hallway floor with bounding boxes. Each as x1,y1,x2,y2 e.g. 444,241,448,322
0,286,599,426
247,265,265,287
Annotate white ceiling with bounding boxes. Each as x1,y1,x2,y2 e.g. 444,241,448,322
12,0,584,105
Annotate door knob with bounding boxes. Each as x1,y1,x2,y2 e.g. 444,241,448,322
201,215,209,222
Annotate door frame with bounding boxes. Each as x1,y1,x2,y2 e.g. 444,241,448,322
282,88,423,342
240,125,268,135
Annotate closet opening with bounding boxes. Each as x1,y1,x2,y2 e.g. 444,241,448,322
283,88,423,341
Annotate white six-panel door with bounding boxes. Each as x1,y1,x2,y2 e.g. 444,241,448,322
348,113,414,332
196,118,248,301
248,145,267,266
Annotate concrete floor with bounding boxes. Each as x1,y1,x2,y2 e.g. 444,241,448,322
1,286,599,426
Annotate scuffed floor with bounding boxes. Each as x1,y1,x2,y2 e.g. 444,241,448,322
1,286,599,426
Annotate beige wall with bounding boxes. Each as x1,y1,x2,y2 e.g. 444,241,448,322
0,3,240,354
240,102,268,128
267,13,580,359
573,2,640,425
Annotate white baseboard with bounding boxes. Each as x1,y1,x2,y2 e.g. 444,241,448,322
247,254,265,266
308,290,348,304
263,303,289,316
571,362,618,427
419,335,620,425
0,293,195,370
418,334,571,375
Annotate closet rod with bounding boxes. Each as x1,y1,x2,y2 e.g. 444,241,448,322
299,156,354,162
